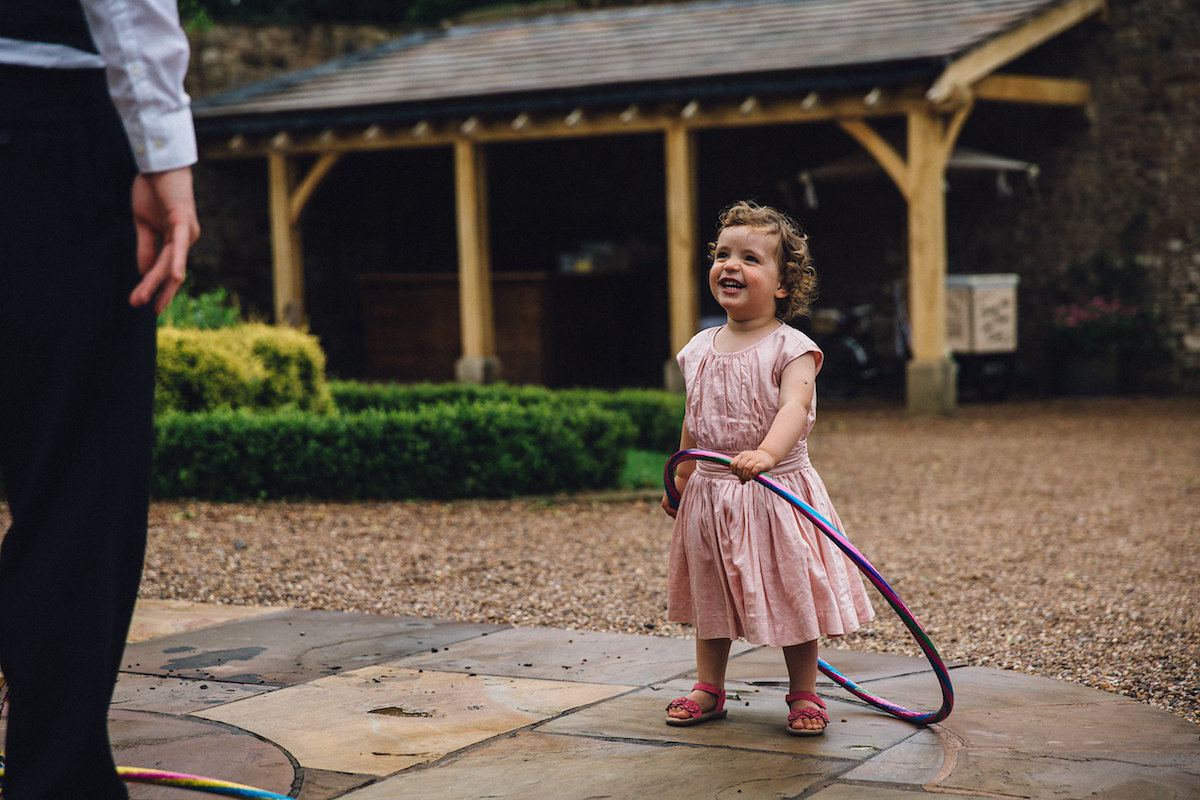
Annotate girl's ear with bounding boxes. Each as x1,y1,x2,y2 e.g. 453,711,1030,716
774,282,788,299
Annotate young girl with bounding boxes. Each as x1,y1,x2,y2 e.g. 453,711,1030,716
661,200,874,736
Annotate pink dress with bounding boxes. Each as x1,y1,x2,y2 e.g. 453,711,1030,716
667,324,875,646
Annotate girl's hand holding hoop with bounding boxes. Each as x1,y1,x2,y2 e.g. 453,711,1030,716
729,448,778,483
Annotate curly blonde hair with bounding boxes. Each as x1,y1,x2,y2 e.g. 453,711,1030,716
709,200,817,322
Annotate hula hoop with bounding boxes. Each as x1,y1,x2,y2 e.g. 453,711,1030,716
115,768,292,798
0,763,291,798
665,448,953,725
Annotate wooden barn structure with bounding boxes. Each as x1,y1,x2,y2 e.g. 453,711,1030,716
193,0,1106,412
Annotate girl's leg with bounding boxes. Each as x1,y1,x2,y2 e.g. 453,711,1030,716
667,637,731,719
783,639,826,732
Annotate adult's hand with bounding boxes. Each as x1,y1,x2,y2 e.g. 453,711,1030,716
128,166,200,314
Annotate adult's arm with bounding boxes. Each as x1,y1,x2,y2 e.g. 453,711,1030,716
79,0,197,173
80,0,200,311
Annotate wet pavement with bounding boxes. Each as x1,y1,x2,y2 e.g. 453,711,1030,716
18,600,1200,798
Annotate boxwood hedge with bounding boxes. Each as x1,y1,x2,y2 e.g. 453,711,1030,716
329,381,684,452
152,401,636,500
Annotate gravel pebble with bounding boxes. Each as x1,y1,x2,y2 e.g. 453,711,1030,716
9,397,1197,724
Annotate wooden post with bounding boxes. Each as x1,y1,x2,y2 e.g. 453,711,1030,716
904,109,962,413
454,138,500,384
664,123,698,392
267,150,305,326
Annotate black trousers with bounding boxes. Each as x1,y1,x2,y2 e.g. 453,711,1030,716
0,65,155,800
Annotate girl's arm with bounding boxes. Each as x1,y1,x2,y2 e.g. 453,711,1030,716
729,352,817,483
661,421,697,518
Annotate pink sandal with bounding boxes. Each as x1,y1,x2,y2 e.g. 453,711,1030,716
665,681,727,726
785,690,829,736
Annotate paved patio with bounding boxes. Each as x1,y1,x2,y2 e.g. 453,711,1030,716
25,599,1183,799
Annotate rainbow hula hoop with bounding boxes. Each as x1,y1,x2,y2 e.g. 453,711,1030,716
665,449,953,725
0,763,291,798
115,768,292,798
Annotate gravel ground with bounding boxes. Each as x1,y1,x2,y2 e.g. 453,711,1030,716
11,396,1199,724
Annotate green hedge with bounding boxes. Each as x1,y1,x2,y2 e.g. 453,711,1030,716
329,381,684,451
156,324,334,415
152,401,635,500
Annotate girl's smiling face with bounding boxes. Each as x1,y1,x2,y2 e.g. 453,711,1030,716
709,225,788,326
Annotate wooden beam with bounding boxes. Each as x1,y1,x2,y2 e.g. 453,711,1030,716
288,152,341,224
927,0,1106,105
454,138,496,363
974,73,1091,106
267,150,305,326
664,124,699,364
837,118,911,200
198,88,931,160
943,98,974,159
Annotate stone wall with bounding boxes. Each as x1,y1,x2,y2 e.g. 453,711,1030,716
951,0,1200,391
184,1,1200,391
185,22,405,99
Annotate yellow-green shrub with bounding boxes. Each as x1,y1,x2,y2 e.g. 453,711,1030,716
156,324,334,414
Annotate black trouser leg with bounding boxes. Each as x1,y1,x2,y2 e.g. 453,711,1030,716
0,65,153,800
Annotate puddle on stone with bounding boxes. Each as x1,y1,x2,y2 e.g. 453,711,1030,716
369,706,437,718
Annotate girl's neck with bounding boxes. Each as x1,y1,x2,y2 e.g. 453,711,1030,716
714,315,782,353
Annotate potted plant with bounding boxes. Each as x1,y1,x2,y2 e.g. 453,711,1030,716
1050,254,1170,394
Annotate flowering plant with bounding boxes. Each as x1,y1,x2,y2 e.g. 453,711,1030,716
1051,295,1144,357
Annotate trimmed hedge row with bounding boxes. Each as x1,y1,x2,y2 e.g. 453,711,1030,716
152,401,636,500
156,324,334,415
329,381,685,452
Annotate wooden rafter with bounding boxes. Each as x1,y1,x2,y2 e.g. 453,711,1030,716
927,0,1106,106
199,87,929,161
837,119,911,199
974,73,1091,106
288,152,341,224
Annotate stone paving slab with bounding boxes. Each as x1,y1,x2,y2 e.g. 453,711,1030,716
127,599,290,643
809,785,981,800
108,709,296,800
938,747,1200,800
122,609,502,686
0,710,297,798
838,728,951,785
390,625,752,685
865,666,1200,799
112,672,274,714
295,768,374,800
339,729,836,800
192,664,634,776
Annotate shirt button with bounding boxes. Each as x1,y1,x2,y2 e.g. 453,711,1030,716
135,144,146,155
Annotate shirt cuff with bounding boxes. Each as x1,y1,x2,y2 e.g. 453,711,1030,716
129,104,197,173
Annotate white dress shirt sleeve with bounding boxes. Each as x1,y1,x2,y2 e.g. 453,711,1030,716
79,0,198,173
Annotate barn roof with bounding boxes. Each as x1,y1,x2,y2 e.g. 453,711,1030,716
193,0,1079,135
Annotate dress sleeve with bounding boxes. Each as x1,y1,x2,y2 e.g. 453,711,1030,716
676,329,712,394
775,327,823,381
